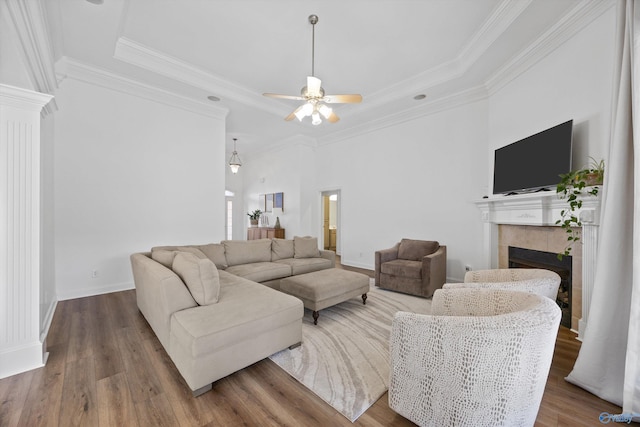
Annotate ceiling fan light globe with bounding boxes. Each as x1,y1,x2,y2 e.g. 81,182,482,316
312,112,322,125
318,104,332,119
294,110,306,121
302,102,314,115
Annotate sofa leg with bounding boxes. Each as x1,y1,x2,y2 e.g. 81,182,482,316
312,310,319,325
192,383,212,397
288,341,302,350
362,293,367,305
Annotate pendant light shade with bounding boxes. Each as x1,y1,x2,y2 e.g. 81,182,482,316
228,138,242,174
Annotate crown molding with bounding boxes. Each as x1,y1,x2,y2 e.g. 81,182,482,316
319,85,488,147
3,0,58,115
457,0,533,70
114,37,288,118
56,57,228,120
362,0,531,110
331,0,612,144
485,0,615,95
0,83,54,112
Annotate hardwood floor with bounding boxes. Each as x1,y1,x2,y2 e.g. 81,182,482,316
0,261,624,426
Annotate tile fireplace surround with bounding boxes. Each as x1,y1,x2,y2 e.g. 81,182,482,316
475,190,601,340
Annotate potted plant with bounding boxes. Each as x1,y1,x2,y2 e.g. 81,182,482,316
248,209,262,227
555,157,604,259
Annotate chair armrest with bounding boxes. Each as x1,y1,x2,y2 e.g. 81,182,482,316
420,245,446,297
375,243,399,284
130,253,197,348
319,249,336,268
444,279,560,301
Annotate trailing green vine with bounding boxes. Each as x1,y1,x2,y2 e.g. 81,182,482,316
555,158,604,260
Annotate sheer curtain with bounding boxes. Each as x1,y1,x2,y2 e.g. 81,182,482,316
566,0,639,418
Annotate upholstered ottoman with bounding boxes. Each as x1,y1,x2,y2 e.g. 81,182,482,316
280,268,370,324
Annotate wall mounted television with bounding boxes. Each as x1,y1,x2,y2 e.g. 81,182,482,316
493,120,573,195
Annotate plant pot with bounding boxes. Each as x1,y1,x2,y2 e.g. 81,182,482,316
583,172,603,186
250,219,259,227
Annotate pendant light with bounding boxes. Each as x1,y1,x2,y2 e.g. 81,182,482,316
228,138,242,174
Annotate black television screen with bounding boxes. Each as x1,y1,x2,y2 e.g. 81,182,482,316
493,120,573,195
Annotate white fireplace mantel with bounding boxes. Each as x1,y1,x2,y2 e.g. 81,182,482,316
474,189,601,339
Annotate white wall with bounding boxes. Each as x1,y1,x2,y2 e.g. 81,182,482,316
0,9,34,91
315,100,489,281
488,6,616,185
242,140,317,239
54,79,227,299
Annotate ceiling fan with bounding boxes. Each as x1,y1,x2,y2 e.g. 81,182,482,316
263,15,362,125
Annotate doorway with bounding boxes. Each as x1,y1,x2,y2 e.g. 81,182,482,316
321,190,340,253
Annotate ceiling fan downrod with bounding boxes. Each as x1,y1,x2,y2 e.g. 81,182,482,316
309,14,318,77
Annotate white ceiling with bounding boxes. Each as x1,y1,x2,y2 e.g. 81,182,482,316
43,0,601,158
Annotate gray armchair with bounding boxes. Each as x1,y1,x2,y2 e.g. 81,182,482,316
375,239,446,298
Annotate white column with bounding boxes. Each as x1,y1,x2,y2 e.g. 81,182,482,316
0,84,53,379
578,213,599,340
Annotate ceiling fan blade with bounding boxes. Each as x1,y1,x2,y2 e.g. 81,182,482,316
327,111,340,123
263,93,305,101
307,76,322,97
323,94,362,104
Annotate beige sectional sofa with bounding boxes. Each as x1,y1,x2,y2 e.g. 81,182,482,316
130,237,335,396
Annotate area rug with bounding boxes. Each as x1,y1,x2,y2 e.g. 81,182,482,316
269,281,431,422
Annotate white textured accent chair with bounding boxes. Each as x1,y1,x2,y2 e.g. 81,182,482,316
389,289,561,427
443,268,561,301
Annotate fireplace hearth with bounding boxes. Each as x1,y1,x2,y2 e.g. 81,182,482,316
508,246,571,327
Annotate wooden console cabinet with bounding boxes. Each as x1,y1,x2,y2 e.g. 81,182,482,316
247,227,285,240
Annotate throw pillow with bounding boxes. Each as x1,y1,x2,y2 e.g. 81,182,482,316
294,236,320,259
151,246,209,269
398,239,439,261
222,239,272,266
194,243,228,269
172,252,220,305
272,238,294,261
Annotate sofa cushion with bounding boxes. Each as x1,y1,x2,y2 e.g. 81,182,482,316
397,239,439,261
172,252,221,305
381,259,423,279
193,243,228,269
293,236,320,259
225,262,291,283
271,238,294,261
274,257,332,275
223,239,272,266
151,246,207,269
170,272,303,358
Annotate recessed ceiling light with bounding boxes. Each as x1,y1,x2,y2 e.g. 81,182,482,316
85,0,104,4
414,94,426,100
207,95,221,102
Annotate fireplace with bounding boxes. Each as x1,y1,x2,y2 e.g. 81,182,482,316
474,190,600,339
508,246,571,327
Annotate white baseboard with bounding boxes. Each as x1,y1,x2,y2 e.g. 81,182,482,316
340,259,373,270
40,299,57,341
0,341,45,380
57,281,135,301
